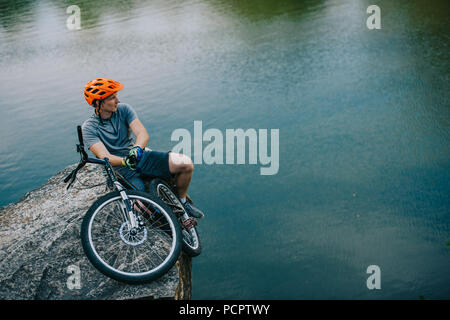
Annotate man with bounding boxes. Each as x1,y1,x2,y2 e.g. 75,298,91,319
81,77,204,219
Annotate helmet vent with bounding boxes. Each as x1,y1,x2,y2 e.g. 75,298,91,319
91,88,99,94
98,91,106,95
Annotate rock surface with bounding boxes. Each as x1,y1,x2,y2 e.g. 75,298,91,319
0,163,191,300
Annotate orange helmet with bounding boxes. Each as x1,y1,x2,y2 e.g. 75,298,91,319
83,78,124,106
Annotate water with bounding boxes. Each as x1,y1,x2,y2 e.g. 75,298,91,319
0,0,449,299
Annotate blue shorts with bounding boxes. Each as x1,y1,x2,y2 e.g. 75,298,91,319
114,150,173,191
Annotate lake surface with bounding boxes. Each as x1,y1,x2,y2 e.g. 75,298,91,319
0,0,449,299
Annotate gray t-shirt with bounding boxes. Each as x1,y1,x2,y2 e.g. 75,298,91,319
82,103,138,157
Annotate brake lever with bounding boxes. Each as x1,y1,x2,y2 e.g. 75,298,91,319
67,172,77,190
64,169,75,183
64,161,86,189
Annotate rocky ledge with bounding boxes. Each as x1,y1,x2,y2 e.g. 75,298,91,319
0,164,191,300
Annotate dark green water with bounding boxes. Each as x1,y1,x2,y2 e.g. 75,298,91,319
0,0,449,299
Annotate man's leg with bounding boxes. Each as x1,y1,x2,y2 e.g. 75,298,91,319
134,150,204,218
168,152,194,198
168,152,204,218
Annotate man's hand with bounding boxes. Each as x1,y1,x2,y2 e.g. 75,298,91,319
122,146,143,170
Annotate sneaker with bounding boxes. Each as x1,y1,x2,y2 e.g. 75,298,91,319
183,201,205,219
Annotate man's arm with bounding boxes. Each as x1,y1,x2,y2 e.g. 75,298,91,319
89,118,149,167
129,118,149,149
89,141,124,166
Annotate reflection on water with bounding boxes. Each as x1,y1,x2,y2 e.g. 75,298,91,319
0,0,449,299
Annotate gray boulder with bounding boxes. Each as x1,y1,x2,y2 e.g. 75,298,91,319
0,163,191,300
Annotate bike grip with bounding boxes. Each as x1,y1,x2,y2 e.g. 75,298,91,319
77,125,83,145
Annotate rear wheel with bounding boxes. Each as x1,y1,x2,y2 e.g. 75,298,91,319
149,178,202,257
80,190,182,283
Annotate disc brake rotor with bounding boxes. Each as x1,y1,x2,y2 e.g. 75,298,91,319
119,222,147,246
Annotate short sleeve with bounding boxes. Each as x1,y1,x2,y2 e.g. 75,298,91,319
82,120,100,149
121,103,138,125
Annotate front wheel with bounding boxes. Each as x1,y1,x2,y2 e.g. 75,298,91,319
80,190,182,283
149,178,202,257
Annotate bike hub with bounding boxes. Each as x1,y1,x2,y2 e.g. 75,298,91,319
119,222,147,246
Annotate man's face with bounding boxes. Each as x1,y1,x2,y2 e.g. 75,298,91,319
101,93,120,112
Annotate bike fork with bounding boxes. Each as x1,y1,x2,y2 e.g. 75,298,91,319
117,188,138,229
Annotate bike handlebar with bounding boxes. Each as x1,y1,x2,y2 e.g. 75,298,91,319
63,156,110,189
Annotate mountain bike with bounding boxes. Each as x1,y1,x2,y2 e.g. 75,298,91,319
64,126,182,284
103,165,202,257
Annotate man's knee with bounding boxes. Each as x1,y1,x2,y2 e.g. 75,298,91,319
169,153,194,173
